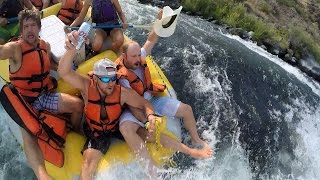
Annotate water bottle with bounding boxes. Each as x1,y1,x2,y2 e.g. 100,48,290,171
76,22,91,50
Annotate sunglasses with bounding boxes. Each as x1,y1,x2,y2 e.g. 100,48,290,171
96,75,117,83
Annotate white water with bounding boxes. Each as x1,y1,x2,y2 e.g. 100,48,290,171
1,0,320,179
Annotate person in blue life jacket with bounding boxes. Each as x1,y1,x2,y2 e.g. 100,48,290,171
68,0,128,54
0,0,35,44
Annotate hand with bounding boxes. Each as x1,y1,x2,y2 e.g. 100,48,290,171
64,30,79,51
157,9,163,20
146,114,157,134
0,17,8,26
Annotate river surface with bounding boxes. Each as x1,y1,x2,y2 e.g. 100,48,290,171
1,0,320,179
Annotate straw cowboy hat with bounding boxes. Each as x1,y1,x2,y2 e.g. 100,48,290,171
154,6,183,37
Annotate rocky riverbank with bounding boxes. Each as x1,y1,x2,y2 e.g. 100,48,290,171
138,0,320,83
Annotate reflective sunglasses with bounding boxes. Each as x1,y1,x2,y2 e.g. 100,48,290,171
96,75,117,83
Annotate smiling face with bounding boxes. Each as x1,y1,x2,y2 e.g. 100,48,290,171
123,42,142,70
21,18,41,45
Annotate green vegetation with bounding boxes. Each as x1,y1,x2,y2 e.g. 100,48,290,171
182,0,320,63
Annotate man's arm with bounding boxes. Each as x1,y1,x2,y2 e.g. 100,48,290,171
58,31,89,92
0,42,17,60
121,87,157,132
142,10,163,55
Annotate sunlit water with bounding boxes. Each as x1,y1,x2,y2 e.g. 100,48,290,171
1,0,320,179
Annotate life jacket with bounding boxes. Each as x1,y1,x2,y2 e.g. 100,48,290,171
0,0,23,18
91,0,119,25
57,0,83,25
115,56,166,96
0,83,67,167
9,39,57,101
30,0,43,10
84,79,122,137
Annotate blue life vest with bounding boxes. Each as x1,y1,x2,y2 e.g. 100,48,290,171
91,0,119,25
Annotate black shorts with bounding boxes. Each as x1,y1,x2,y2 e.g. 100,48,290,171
82,123,124,154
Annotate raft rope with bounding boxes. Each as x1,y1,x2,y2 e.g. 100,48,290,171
144,115,163,150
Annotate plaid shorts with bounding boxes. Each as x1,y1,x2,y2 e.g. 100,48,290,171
31,92,60,113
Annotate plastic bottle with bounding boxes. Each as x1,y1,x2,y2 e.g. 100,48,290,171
76,22,91,50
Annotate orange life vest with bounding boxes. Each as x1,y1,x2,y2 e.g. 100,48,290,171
9,39,57,101
57,0,83,25
84,79,123,137
0,84,67,167
30,0,43,10
115,56,166,96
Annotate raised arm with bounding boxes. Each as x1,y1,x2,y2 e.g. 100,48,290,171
142,9,163,55
58,31,89,92
70,0,91,27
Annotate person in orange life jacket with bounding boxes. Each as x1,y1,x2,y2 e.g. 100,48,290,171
116,11,213,160
68,0,128,53
0,9,84,180
30,0,60,10
0,0,35,44
57,0,83,25
58,31,158,180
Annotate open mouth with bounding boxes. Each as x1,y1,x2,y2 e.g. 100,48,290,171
134,62,139,66
27,34,34,39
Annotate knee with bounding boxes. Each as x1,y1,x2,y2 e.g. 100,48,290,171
180,103,193,114
119,122,136,137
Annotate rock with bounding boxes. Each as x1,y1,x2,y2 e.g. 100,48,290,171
297,54,320,81
228,28,250,40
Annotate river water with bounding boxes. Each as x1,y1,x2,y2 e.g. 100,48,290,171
1,0,320,179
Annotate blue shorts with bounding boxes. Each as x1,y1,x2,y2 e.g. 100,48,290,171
31,92,60,113
119,96,181,126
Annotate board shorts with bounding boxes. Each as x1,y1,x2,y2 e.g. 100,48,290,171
119,96,181,127
0,22,20,42
31,92,60,113
82,123,124,154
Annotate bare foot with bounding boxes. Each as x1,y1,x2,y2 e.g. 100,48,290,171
190,147,214,159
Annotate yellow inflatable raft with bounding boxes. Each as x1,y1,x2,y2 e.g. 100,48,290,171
0,3,181,179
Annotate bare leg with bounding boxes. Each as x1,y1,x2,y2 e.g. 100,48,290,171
92,29,107,53
138,128,213,159
21,128,53,180
120,121,158,177
80,148,103,180
58,93,84,134
109,28,124,53
175,103,210,148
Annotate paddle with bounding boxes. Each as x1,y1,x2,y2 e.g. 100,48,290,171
68,6,183,38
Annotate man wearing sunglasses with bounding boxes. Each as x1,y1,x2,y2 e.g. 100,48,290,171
58,33,159,179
